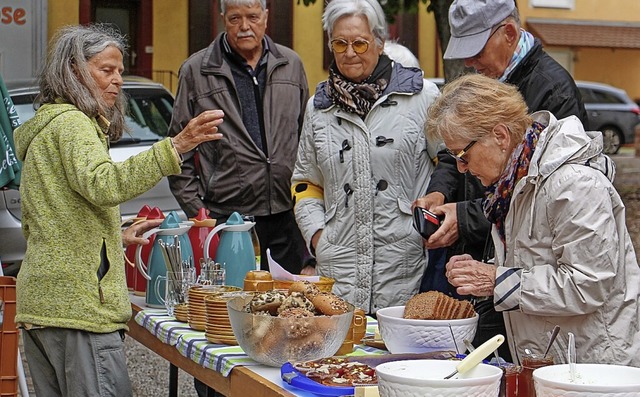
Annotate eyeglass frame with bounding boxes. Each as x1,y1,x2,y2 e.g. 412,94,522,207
470,23,507,59
446,140,478,164
330,38,370,54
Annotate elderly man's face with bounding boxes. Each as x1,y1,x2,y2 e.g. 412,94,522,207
331,15,383,83
223,2,268,59
463,22,515,79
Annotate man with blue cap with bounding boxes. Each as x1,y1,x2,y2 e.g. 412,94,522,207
416,0,587,362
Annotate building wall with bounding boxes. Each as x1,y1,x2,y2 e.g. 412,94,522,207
48,0,79,38
153,0,189,90
517,0,640,99
293,1,324,91
44,0,639,100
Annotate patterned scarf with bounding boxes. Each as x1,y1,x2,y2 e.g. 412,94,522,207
499,29,534,82
483,121,545,248
327,54,393,117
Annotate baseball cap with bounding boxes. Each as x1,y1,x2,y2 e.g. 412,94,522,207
444,0,516,60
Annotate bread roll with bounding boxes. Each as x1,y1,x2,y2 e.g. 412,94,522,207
288,280,321,299
312,292,350,315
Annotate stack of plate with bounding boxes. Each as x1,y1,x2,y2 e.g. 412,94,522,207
188,285,242,331
174,303,189,322
203,293,246,345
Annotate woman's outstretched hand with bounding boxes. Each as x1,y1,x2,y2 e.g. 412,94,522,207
172,110,225,154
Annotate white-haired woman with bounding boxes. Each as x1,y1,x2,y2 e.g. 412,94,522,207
14,24,224,396
291,0,440,314
431,74,640,366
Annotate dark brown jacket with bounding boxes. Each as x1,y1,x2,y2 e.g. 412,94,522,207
168,33,309,217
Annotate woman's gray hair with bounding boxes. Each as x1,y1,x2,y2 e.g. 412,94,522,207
38,24,128,141
323,0,388,48
426,74,531,144
220,0,266,14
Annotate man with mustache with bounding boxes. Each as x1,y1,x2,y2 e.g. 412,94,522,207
167,2,309,392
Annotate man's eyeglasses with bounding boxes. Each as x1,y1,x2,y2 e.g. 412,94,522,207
446,140,477,164
471,23,507,59
331,38,370,54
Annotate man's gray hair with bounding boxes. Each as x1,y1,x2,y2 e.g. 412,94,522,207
220,0,266,14
38,24,128,141
322,0,388,48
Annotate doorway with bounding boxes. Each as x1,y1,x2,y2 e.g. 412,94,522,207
80,0,153,78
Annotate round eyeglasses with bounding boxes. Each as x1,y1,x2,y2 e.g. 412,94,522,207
445,140,477,165
330,38,370,54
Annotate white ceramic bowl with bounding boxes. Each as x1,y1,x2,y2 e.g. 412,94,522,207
534,364,640,397
376,359,502,397
226,295,354,367
376,306,478,354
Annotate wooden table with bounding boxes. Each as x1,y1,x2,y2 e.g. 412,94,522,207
127,301,297,397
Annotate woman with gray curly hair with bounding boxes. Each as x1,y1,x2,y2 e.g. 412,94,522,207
14,24,224,396
291,0,440,314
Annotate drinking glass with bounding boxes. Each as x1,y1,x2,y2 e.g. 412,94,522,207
198,266,225,287
154,270,195,316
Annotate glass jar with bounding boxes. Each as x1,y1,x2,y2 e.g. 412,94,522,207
518,353,554,397
499,364,520,397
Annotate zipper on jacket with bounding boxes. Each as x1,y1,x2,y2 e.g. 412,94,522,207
344,183,354,208
98,284,105,304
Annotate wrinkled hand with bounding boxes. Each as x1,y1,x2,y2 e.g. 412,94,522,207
413,192,445,211
425,203,459,249
445,254,496,297
122,219,164,247
172,110,225,154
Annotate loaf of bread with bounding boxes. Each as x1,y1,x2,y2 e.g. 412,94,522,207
403,291,475,320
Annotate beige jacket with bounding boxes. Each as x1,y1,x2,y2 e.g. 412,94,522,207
493,112,640,366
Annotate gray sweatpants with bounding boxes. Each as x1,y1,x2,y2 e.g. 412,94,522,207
23,327,133,397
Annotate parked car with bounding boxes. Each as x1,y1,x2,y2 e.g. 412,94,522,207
0,76,183,276
576,81,640,154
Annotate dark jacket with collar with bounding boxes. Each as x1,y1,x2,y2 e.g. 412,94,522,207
168,33,309,218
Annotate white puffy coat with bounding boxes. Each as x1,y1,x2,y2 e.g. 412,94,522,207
292,64,440,313
493,111,640,366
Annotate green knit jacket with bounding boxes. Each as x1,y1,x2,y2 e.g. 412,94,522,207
14,103,181,333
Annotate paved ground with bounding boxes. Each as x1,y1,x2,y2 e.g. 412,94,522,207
16,147,640,397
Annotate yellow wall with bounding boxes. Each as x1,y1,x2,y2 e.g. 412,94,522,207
575,48,640,100
293,2,326,92
418,3,442,78
48,0,79,39
152,0,189,84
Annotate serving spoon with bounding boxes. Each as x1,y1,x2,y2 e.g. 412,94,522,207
444,334,505,379
568,332,577,382
543,325,561,358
